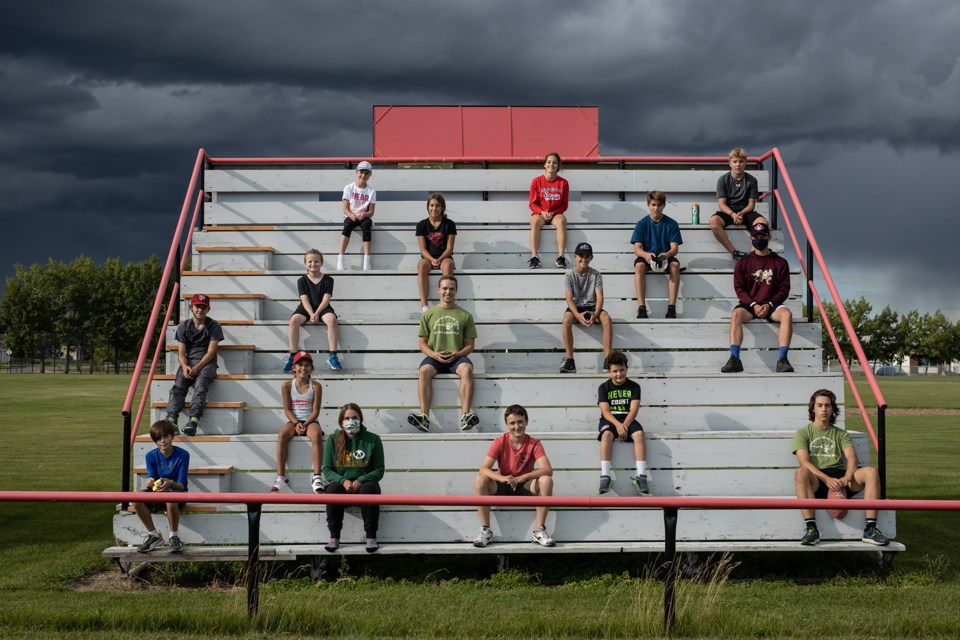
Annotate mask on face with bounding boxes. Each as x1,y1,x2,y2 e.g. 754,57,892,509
751,238,769,250
342,418,361,435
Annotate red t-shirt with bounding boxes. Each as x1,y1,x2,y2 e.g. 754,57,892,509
529,175,569,216
486,433,547,477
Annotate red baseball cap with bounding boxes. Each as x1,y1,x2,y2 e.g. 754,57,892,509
293,350,313,364
190,293,211,308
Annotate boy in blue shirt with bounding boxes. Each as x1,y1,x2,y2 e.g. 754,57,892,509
631,190,683,319
135,420,190,553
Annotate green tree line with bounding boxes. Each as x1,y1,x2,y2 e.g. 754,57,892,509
816,297,960,368
0,256,170,373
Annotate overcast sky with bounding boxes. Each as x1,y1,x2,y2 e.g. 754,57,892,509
2,0,958,319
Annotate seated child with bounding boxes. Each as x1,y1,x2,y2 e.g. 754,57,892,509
274,351,326,494
560,242,612,373
597,351,649,495
338,160,376,271
528,152,569,269
709,147,765,260
415,192,457,313
284,248,342,372
473,404,556,547
631,190,683,319
165,293,223,436
134,420,189,554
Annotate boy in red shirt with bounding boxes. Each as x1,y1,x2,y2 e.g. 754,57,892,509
472,405,556,547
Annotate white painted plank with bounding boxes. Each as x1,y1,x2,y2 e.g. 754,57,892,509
205,168,770,194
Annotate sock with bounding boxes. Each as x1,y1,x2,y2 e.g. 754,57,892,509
149,530,160,537
778,346,789,359
169,530,178,538
363,255,372,270
730,345,741,359
865,519,877,530
600,461,612,476
804,518,817,529
337,254,345,270
636,461,647,476
482,525,490,531
277,474,286,481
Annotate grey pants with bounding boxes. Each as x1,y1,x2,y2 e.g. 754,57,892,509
166,359,217,420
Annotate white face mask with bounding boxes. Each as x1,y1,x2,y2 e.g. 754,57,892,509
342,418,361,435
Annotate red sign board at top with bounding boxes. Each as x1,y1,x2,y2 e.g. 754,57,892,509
372,106,599,159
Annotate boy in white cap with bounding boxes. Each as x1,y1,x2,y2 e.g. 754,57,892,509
338,161,376,271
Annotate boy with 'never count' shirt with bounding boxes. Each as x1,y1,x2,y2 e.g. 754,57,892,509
597,350,649,495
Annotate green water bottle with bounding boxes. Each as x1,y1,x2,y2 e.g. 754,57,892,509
691,203,700,225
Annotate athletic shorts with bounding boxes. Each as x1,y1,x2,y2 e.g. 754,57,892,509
813,467,859,499
734,302,782,322
419,355,472,375
597,418,644,441
342,216,374,241
292,304,337,320
144,486,185,514
711,210,763,228
564,304,608,320
494,481,533,496
634,255,680,269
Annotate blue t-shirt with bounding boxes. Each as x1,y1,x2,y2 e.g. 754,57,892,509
629,215,683,255
146,446,190,490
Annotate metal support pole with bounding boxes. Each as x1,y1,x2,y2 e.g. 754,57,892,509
770,162,779,230
198,162,208,229
878,407,887,499
121,414,132,510
663,507,678,635
174,243,183,326
247,503,262,618
806,242,814,323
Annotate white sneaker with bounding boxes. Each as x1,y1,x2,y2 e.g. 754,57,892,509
473,528,494,547
311,474,328,494
531,526,555,547
336,255,345,271
271,476,290,492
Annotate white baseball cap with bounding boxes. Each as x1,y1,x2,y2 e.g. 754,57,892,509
357,161,373,172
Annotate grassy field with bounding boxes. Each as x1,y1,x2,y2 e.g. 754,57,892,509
0,374,958,638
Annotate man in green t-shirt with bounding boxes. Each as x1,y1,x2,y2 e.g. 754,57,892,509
408,275,479,433
793,388,889,547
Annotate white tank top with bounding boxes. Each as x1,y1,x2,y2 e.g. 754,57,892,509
290,380,314,422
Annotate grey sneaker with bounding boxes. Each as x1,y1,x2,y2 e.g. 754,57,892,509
631,474,650,495
459,412,480,431
407,412,430,432
168,535,183,554
473,528,494,547
800,525,820,546
862,526,890,546
324,537,340,553
720,355,743,373
776,357,795,373
528,256,541,269
531,526,556,547
598,475,612,494
559,357,576,373
182,417,199,437
137,533,164,553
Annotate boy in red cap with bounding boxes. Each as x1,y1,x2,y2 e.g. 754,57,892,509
165,293,224,436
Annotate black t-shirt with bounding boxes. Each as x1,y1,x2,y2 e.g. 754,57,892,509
716,172,759,213
597,378,642,418
297,274,334,309
415,217,457,259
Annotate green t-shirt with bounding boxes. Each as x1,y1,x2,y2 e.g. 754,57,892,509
418,304,477,354
792,423,854,471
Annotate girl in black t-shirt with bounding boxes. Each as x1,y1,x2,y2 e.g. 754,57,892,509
415,192,457,312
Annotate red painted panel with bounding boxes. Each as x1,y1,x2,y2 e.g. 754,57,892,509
373,106,599,158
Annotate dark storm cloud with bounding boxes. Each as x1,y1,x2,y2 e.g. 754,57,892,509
1,0,958,317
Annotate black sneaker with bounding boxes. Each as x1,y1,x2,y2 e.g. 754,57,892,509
665,305,677,319
720,355,743,373
559,357,576,373
137,533,164,553
555,256,568,269
732,250,748,260
527,256,541,269
636,306,648,319
168,535,183,554
182,418,199,437
407,412,430,432
776,357,795,373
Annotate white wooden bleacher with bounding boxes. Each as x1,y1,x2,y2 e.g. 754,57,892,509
107,162,901,561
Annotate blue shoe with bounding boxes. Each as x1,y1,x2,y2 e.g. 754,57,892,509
800,525,820,546
282,354,294,373
327,353,342,371
862,526,890,546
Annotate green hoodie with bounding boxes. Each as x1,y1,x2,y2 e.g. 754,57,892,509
321,426,385,484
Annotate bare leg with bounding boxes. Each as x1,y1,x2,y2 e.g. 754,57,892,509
456,362,474,413
554,215,567,257
772,307,794,348
276,422,297,476
306,423,324,474
632,430,647,463
562,312,576,359
795,466,819,520
417,258,432,307
166,503,180,533
529,216,545,257
729,308,751,347
288,314,307,352
599,429,614,461
475,475,496,527
417,364,436,415
634,262,648,307
667,261,681,305
321,314,339,353
599,311,613,357
709,215,736,254
853,466,881,520
532,476,554,528
339,234,350,254
134,502,156,532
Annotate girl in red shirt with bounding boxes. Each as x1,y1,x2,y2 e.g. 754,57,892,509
528,152,570,269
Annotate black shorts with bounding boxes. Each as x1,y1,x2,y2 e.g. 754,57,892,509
734,302,781,322
292,304,337,320
634,255,680,269
813,467,859,499
144,487,185,514
494,481,533,496
342,216,373,241
597,418,644,441
711,210,764,228
419,355,473,375
564,305,608,320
